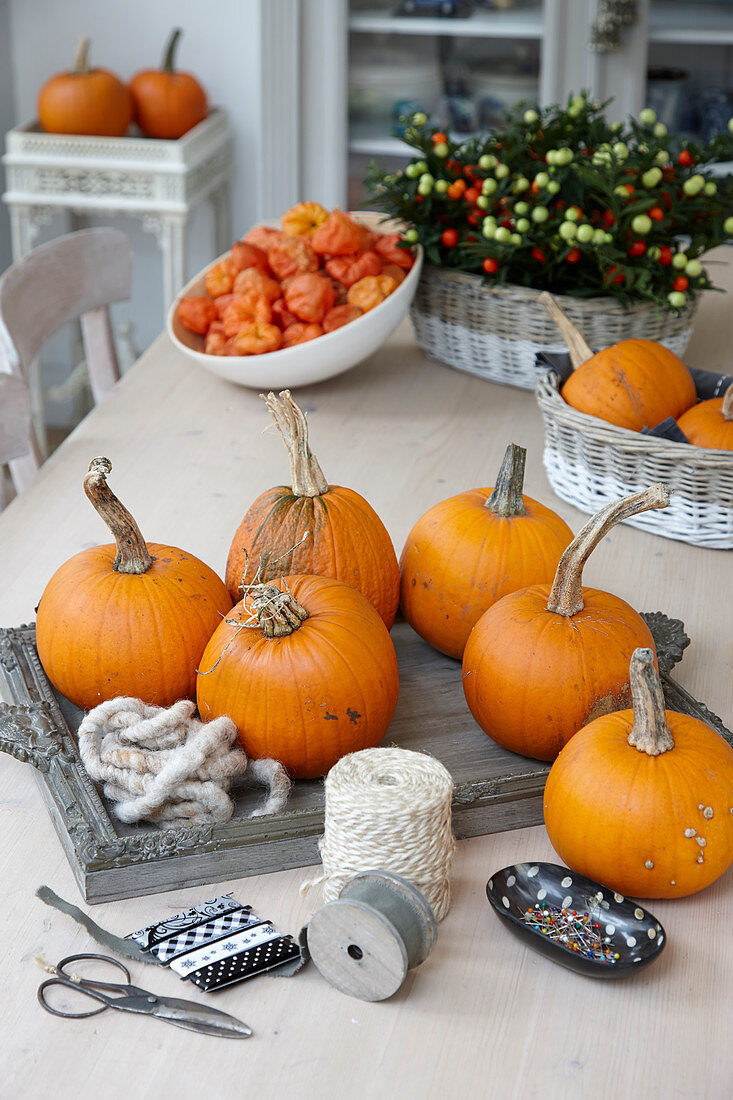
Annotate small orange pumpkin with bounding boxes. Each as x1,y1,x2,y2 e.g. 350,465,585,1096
676,382,733,450
544,648,733,898
129,28,208,139
400,444,573,660
541,293,696,431
462,484,670,761
197,574,399,778
37,38,132,137
36,458,232,710
225,391,400,628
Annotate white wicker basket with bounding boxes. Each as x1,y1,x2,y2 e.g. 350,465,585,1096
410,265,699,390
536,371,733,549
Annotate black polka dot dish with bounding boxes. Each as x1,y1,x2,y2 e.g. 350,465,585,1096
486,862,666,979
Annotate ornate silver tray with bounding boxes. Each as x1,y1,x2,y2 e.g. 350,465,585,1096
1,615,729,904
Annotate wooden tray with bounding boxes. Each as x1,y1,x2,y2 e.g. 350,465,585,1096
1,616,729,904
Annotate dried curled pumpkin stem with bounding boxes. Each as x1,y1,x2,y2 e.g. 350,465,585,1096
261,390,328,498
723,382,733,422
245,583,309,638
627,648,674,756
74,37,91,75
485,443,527,517
162,27,182,72
539,291,593,371
83,457,153,575
546,483,671,617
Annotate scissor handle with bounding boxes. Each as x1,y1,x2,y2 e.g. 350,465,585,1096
38,954,132,1019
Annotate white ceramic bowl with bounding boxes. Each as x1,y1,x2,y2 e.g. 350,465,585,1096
166,212,423,389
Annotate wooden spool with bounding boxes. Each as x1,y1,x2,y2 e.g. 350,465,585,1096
305,870,438,1002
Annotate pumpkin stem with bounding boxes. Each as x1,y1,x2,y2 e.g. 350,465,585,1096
83,457,154,575
546,483,671,617
722,382,733,422
485,443,527,517
261,390,329,498
245,583,309,638
539,291,594,371
162,28,182,73
74,37,91,75
627,648,674,755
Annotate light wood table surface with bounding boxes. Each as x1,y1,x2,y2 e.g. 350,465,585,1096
1,257,732,1099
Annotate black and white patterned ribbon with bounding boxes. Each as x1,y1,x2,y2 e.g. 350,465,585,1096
127,894,243,950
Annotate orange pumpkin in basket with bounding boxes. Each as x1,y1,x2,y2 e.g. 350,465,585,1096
197,574,399,778
225,390,400,628
676,382,733,450
36,458,232,710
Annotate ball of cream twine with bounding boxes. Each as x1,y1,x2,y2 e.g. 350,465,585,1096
315,747,456,921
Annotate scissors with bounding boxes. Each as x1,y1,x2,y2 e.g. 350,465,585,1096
37,953,252,1039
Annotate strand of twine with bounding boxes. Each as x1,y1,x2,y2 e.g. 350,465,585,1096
302,747,456,921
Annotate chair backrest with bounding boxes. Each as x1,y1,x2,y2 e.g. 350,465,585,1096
0,373,33,511
0,227,133,492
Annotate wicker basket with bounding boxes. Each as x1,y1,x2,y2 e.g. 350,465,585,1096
536,371,733,548
410,265,699,389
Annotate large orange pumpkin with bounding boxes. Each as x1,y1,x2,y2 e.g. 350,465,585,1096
37,38,132,137
540,292,696,430
399,443,573,660
197,574,399,779
676,382,733,450
36,458,232,710
129,28,208,140
544,648,733,898
462,484,670,761
225,390,400,628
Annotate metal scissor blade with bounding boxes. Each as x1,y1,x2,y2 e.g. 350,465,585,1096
142,995,252,1038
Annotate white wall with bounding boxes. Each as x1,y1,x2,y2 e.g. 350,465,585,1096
3,0,267,351
0,0,16,274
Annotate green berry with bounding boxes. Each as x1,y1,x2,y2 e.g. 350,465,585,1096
576,224,594,243
531,205,549,223
412,112,427,127
567,105,582,118
613,142,628,159
565,207,582,222
654,150,670,166
604,232,614,243
482,221,496,239
523,109,539,124
434,179,449,194
571,95,585,110
513,177,530,193
514,201,529,215
614,185,631,197
545,149,557,165
724,216,733,235
404,228,419,243
433,142,449,158
414,161,427,173
639,107,657,125
546,180,561,195
476,195,489,210
685,259,703,277
648,245,661,260
478,154,497,169
704,181,717,196
559,221,578,241
494,227,511,242
668,291,687,308
495,164,510,180
405,163,420,179
672,252,688,269
417,179,433,196
482,178,498,195
534,171,549,188
631,214,652,234
593,228,607,244
509,233,522,245
682,175,705,196
610,121,622,132
515,218,530,233
419,172,434,186
559,148,574,165
728,118,733,133
653,122,668,138
642,167,662,188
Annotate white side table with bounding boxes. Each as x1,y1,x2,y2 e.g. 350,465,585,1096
2,109,232,309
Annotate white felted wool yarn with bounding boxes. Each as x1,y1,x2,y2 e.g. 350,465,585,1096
316,746,455,920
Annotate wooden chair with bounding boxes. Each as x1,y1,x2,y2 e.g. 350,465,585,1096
0,227,134,494
0,374,33,511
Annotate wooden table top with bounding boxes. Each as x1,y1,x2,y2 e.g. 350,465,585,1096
1,255,732,1099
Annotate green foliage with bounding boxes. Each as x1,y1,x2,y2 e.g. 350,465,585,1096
364,95,733,310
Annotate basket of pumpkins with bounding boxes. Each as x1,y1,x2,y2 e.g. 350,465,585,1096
535,293,733,549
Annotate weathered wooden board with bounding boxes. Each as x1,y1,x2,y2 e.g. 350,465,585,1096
0,615,728,904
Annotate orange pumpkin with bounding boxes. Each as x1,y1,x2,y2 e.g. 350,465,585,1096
544,648,733,898
462,484,670,761
129,28,208,140
177,295,217,335
676,382,733,450
281,201,329,238
225,391,400,628
284,273,335,324
311,210,364,256
197,574,399,778
561,339,697,430
37,38,132,137
400,444,573,660
36,458,232,710
346,274,397,313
